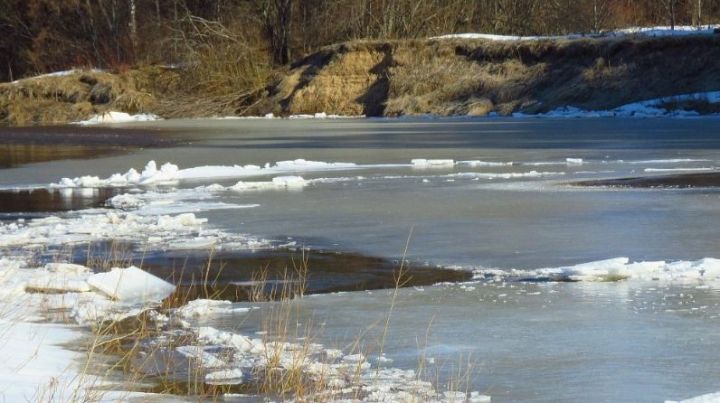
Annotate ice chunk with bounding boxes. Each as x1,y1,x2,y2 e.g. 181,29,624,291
229,175,308,192
205,368,244,384
411,159,455,169
457,160,513,167
176,299,251,318
566,158,584,166
107,194,145,210
87,266,175,302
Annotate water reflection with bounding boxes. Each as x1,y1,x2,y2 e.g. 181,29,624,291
0,187,119,213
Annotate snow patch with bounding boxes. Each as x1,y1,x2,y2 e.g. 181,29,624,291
520,91,720,119
74,111,161,125
433,25,720,42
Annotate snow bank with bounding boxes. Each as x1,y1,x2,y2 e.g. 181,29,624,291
87,266,175,302
74,111,161,125
474,257,720,283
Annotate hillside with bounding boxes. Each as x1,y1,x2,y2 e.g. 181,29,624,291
268,33,720,117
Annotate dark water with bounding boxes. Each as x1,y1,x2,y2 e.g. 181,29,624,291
0,124,182,168
0,187,119,213
70,247,470,301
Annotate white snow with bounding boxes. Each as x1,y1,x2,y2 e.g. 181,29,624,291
9,68,104,84
519,91,720,119
0,257,169,401
74,111,161,125
87,266,175,302
433,25,720,42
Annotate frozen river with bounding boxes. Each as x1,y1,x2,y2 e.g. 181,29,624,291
2,117,720,402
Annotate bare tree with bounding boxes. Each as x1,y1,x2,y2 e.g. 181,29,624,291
258,0,293,65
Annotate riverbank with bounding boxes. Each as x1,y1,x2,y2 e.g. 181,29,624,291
3,30,720,125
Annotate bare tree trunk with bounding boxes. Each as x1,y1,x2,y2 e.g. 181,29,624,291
129,0,138,52
669,0,675,30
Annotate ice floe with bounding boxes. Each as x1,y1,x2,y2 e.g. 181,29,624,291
50,159,401,189
644,167,715,173
457,160,514,167
411,159,456,169
0,210,269,252
473,257,720,283
175,299,253,318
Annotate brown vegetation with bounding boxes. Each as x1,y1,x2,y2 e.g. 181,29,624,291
3,1,720,124
273,34,720,117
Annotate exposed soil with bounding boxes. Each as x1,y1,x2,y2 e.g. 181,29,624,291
271,35,720,117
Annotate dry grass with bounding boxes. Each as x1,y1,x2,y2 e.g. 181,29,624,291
14,242,481,402
273,34,720,117
0,67,180,126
